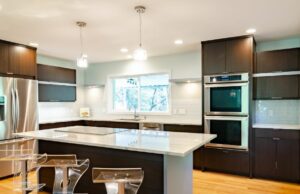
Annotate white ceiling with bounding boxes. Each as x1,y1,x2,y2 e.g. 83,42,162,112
0,0,299,63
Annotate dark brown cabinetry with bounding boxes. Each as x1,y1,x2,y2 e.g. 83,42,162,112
0,40,37,78
37,64,77,102
37,64,76,84
198,147,250,176
254,128,300,182
164,124,203,133
255,48,300,73
254,75,300,99
202,36,254,75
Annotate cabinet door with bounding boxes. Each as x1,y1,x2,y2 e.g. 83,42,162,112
254,137,276,179
256,49,299,73
19,48,36,77
276,139,300,182
7,44,21,75
226,37,253,73
254,76,299,99
202,41,226,75
0,42,9,74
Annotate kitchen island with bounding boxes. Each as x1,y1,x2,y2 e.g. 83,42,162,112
16,126,216,194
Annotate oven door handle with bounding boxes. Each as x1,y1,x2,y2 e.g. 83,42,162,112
204,82,248,88
204,115,249,121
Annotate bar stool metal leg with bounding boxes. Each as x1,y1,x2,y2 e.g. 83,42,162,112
37,155,90,194
92,168,144,194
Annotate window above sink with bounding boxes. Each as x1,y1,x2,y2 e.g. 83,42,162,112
108,73,170,114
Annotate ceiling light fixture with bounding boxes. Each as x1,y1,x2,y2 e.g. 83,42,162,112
120,48,129,53
174,39,183,45
76,21,88,68
29,42,39,47
246,28,256,34
133,5,147,61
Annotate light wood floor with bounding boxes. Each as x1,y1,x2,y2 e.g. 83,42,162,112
0,170,300,194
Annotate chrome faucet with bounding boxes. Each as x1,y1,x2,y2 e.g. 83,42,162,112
133,107,139,120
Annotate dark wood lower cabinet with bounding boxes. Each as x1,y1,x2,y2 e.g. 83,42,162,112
254,128,300,183
163,124,203,133
39,120,85,130
198,147,250,176
84,121,140,129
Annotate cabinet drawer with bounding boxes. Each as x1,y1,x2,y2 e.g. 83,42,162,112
254,128,300,140
163,124,203,133
202,147,249,176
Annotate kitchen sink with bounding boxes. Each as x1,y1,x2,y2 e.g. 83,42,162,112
118,118,144,122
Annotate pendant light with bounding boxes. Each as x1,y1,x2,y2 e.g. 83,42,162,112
76,21,88,68
133,6,148,61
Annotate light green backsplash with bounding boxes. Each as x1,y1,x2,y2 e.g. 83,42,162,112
256,37,300,52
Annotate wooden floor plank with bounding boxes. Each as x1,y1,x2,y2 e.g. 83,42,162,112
0,170,300,194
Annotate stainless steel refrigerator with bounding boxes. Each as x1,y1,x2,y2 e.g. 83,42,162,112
0,76,38,178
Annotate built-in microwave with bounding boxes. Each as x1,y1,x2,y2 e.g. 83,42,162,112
204,115,249,150
204,73,249,116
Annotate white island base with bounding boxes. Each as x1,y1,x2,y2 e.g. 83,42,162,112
164,153,193,194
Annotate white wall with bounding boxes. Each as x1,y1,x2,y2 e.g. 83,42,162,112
37,55,86,121
84,51,202,121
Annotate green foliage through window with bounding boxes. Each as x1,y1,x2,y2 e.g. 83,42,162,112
112,74,169,113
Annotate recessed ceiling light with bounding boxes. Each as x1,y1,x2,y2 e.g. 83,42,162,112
174,39,183,45
246,28,256,34
120,48,128,53
29,42,39,47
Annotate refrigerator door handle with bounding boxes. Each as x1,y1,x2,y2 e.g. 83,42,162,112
11,88,16,133
15,89,20,132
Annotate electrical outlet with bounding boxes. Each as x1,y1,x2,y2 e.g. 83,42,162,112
178,108,186,115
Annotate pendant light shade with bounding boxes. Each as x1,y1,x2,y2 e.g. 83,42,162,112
133,47,147,61
77,54,88,68
76,21,88,68
133,6,147,61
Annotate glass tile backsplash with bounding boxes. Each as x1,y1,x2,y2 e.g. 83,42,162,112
254,100,300,124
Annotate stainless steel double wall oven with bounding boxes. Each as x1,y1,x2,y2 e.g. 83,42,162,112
204,73,249,150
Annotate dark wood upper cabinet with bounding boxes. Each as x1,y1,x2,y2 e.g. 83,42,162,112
37,64,76,84
254,76,299,99
0,42,9,74
202,36,254,75
254,128,300,183
203,41,226,75
37,64,77,102
0,39,37,78
226,37,253,73
255,48,300,73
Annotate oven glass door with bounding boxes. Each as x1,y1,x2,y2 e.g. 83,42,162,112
210,86,241,112
210,120,242,146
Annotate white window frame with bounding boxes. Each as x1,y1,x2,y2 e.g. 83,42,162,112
107,72,172,115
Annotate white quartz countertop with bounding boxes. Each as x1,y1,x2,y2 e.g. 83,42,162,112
39,116,202,126
253,123,300,130
15,126,215,157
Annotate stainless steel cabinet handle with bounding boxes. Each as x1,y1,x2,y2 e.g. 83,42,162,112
273,137,280,141
15,89,20,131
271,97,282,99
11,89,16,132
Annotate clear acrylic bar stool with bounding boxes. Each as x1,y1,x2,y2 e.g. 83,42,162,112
92,168,144,194
0,149,47,194
38,154,90,194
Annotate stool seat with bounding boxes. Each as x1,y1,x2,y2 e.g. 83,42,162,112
92,168,144,194
38,154,89,194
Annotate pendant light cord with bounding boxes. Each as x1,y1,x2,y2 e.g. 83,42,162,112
139,11,142,47
79,26,83,56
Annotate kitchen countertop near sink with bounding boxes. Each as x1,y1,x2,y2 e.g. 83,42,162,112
39,116,202,126
253,123,300,130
